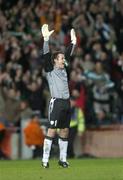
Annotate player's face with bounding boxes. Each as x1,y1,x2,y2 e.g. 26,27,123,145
54,53,65,69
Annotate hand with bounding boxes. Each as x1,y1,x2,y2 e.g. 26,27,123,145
70,28,77,45
41,24,54,41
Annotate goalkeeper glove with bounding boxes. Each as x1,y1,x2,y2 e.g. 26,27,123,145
70,28,77,45
41,24,54,41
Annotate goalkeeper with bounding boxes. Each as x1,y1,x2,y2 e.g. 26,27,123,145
41,24,76,168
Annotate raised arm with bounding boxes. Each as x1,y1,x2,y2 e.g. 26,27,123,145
65,29,77,64
41,24,54,72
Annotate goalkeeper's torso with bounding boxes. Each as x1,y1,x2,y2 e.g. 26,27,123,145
46,67,70,99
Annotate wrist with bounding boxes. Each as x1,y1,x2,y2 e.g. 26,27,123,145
44,37,49,41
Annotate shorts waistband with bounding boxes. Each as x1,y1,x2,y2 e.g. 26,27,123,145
51,97,70,101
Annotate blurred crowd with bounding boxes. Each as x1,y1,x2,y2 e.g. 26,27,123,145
1,0,123,157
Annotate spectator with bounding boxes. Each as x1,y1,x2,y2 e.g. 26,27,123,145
85,61,114,125
19,99,33,120
68,96,85,158
0,122,6,159
24,112,44,159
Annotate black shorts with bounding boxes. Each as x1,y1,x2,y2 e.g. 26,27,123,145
48,97,71,129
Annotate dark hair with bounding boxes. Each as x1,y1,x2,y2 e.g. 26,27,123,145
51,51,64,64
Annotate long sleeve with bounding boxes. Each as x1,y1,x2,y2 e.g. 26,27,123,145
43,41,50,54
65,43,75,65
42,41,53,72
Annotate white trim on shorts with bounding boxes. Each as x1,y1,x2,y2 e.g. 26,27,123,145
48,98,56,122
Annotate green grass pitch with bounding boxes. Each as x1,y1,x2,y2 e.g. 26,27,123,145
0,158,123,180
